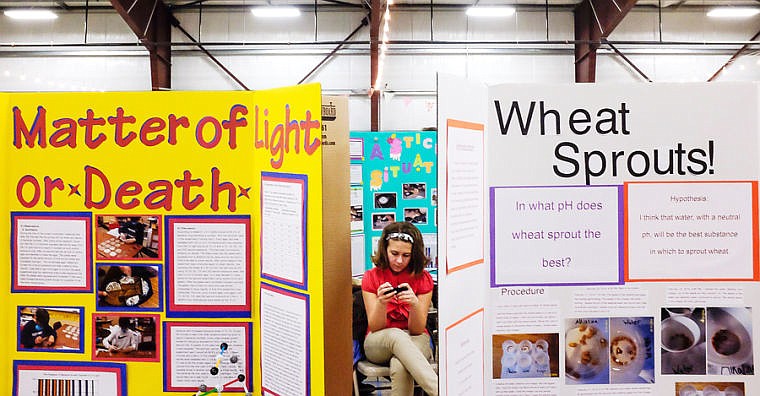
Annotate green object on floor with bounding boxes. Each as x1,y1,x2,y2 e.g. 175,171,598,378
199,388,219,396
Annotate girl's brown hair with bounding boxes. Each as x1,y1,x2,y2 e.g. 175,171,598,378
371,221,429,275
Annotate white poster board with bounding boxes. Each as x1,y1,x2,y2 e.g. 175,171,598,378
438,80,760,395
437,74,489,396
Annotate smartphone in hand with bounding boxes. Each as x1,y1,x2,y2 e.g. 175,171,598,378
384,285,409,295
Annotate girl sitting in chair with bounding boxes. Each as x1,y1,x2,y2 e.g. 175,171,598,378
362,222,437,396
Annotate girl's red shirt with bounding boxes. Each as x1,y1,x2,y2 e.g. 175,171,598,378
362,267,434,331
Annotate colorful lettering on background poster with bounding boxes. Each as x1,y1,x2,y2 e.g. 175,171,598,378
366,133,434,191
10,102,320,211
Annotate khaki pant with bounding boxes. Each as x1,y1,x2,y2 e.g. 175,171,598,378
364,328,438,396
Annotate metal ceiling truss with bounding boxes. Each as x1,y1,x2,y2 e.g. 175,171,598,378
105,0,374,91
709,28,760,82
2,0,758,100
110,0,173,89
573,0,637,82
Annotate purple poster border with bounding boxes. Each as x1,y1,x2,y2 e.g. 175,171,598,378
489,184,624,287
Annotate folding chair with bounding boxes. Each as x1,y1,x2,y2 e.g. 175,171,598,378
353,352,438,396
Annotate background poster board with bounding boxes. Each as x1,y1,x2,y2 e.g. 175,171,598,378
1,85,350,395
349,130,438,276
439,78,760,395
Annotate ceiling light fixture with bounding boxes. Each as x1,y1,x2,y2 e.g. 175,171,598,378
706,7,759,18
372,0,393,93
4,9,58,20
466,6,515,18
250,6,301,18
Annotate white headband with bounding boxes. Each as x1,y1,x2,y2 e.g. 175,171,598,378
386,232,414,244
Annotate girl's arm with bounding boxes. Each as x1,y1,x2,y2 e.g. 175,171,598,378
398,283,431,335
363,282,396,332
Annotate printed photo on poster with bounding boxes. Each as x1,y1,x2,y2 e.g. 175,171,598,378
351,205,363,222
17,306,84,353
706,307,753,375
13,360,126,396
372,213,395,230
609,317,655,384
661,307,707,375
402,182,426,199
404,208,428,225
492,333,559,379
565,317,609,384
374,192,397,209
93,314,159,362
95,215,160,260
421,233,438,272
96,264,161,311
676,382,745,396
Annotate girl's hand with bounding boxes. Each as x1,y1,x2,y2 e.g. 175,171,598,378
395,283,418,307
377,282,396,303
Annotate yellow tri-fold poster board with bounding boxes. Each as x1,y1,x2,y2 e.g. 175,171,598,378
1,85,351,395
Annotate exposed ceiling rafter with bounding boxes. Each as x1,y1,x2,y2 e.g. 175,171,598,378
110,0,173,90
574,0,637,82
369,0,382,130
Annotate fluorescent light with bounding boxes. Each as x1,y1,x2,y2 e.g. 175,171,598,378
707,7,760,18
4,9,58,20
251,7,300,18
466,6,515,18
